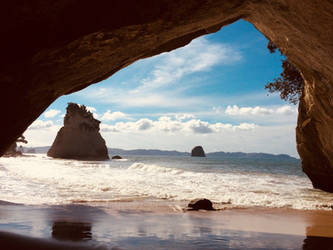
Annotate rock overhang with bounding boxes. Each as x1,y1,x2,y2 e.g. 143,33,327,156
1,1,333,191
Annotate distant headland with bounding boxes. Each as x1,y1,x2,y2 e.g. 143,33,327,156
24,146,299,161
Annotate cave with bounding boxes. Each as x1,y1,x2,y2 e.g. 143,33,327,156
1,1,333,192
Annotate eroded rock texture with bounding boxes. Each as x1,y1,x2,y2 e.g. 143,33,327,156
47,103,109,160
1,1,333,190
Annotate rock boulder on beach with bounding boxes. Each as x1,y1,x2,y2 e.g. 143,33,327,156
188,199,214,210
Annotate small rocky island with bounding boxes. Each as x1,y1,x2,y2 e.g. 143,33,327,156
47,103,109,160
191,146,206,157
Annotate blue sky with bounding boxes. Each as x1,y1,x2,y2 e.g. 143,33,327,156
25,20,299,157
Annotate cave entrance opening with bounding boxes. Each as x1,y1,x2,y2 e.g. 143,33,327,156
23,19,298,159
4,18,325,212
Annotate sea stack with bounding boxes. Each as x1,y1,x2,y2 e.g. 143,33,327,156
47,103,109,160
191,146,206,157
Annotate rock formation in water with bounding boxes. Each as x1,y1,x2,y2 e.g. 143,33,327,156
112,155,122,160
1,1,333,191
47,103,109,160
188,199,214,211
191,146,206,157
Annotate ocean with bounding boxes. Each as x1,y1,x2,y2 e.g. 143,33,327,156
0,153,332,210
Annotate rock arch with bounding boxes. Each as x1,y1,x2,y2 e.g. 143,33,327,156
1,1,333,191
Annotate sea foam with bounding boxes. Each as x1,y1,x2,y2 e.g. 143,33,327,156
0,154,332,210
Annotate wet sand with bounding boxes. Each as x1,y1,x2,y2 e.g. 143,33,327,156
0,201,333,249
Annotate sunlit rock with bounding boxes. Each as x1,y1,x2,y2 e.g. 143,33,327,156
47,103,109,160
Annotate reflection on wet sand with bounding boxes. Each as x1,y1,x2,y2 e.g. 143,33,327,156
1,229,333,250
303,215,333,250
0,231,107,250
0,203,333,249
52,221,92,241
303,236,333,250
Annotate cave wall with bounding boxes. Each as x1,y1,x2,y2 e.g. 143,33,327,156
246,1,333,191
1,1,333,191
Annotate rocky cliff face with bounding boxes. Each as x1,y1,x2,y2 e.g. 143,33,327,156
47,103,109,160
1,1,333,191
4,135,27,157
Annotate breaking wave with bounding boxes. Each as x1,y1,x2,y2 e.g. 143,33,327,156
0,154,332,210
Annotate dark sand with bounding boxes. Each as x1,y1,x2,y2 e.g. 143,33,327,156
0,200,333,249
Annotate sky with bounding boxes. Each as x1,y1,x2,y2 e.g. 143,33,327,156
24,20,299,157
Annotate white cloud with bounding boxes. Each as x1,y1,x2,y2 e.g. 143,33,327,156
276,105,295,115
185,119,214,134
83,87,206,108
86,106,96,113
44,109,60,118
100,123,298,157
28,120,54,130
212,106,223,114
226,105,272,116
155,116,183,132
235,123,257,130
225,105,297,116
136,118,154,130
24,120,61,146
77,37,242,109
84,106,99,118
100,124,119,133
174,113,195,121
23,117,297,157
134,37,242,93
101,116,256,134
101,110,127,121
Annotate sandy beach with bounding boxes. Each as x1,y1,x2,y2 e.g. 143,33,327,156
0,151,331,249
0,201,333,249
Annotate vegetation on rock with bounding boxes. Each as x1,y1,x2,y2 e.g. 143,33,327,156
265,41,304,105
